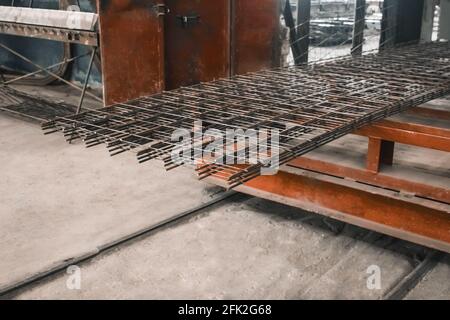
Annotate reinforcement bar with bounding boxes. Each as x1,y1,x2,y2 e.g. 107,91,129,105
42,42,450,188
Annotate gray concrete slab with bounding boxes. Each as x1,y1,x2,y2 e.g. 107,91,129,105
14,197,432,300
0,115,222,291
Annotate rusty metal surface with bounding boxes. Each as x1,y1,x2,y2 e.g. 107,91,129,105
366,137,393,173
43,42,450,189
407,106,450,121
287,114,450,203
99,0,280,98
97,0,165,106
356,120,450,152
232,0,281,74
164,0,230,90
288,155,450,204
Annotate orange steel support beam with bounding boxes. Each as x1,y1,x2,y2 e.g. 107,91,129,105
366,138,395,173
288,156,450,203
355,119,450,152
207,113,450,253
211,167,450,254
288,117,450,203
407,106,450,121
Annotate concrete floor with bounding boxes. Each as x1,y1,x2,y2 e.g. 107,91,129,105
0,114,222,292
0,87,449,299
10,197,447,299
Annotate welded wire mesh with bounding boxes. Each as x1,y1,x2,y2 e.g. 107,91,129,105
0,85,77,121
43,42,450,188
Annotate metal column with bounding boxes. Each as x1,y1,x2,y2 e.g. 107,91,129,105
351,0,366,56
284,0,301,63
296,0,311,64
396,0,425,43
421,0,438,41
381,0,425,48
380,0,398,49
439,0,450,40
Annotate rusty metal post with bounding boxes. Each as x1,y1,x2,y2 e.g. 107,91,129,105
380,0,398,49
381,0,425,49
396,0,425,44
76,47,96,114
351,0,366,56
283,0,301,63
367,137,395,173
296,0,311,64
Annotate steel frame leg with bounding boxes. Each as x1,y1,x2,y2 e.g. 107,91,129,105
76,47,97,114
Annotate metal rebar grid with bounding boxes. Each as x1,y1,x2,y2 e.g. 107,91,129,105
0,86,78,121
42,42,450,188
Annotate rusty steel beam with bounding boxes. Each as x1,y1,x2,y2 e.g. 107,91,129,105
287,156,449,204
209,166,450,254
407,106,450,121
288,115,450,203
355,120,450,153
366,137,395,173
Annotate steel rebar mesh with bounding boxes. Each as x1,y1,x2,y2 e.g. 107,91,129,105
0,85,78,121
43,41,450,188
